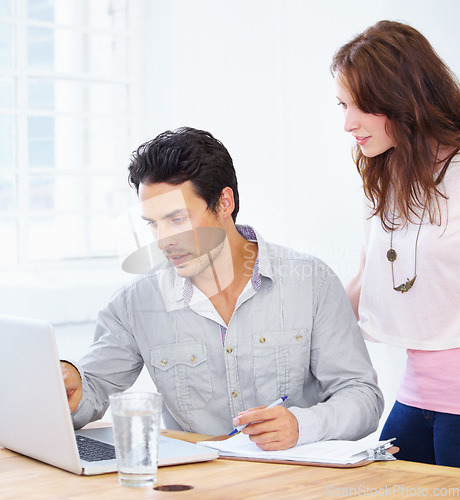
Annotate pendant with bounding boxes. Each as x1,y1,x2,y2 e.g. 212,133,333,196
386,249,397,262
394,276,416,293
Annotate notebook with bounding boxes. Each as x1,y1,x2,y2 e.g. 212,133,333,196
198,431,396,467
0,314,218,475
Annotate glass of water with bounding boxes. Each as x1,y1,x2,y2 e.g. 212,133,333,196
109,392,162,487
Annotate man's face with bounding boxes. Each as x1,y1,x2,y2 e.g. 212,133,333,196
138,180,226,279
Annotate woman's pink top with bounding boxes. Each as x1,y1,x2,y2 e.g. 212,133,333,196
397,348,460,415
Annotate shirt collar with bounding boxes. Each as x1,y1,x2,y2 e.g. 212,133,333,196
239,224,274,284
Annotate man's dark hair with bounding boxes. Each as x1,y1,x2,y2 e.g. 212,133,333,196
128,127,240,222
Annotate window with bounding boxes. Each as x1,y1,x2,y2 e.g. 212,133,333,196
0,0,137,266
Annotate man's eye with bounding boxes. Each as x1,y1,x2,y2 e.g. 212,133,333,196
171,217,185,225
146,220,157,229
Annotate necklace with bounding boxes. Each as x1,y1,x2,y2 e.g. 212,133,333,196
386,207,426,293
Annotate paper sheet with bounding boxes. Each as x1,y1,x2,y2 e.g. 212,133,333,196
198,432,391,465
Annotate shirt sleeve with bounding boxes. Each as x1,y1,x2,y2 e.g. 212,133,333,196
71,287,145,429
289,264,384,445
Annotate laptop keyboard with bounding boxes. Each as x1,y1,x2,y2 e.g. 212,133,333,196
76,435,116,462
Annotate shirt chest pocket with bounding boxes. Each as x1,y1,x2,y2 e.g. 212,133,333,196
150,341,213,412
252,330,310,402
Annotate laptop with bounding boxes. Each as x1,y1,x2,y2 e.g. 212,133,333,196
0,314,219,475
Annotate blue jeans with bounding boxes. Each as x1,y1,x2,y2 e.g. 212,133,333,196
380,401,460,467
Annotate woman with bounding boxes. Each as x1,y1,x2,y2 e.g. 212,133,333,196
331,20,460,467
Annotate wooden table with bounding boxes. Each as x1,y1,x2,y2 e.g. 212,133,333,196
1,429,459,499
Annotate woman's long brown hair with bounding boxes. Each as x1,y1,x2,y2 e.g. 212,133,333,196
331,20,460,230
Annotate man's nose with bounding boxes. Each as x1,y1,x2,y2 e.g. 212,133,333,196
155,224,179,251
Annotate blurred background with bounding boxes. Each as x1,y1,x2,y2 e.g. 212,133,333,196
1,0,459,435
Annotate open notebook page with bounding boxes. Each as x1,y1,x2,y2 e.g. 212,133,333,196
198,432,395,465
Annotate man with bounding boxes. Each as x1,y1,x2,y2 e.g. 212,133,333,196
62,127,383,451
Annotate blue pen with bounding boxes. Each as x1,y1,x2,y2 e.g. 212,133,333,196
229,396,288,436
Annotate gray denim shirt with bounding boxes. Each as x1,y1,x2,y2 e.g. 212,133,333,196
72,225,383,445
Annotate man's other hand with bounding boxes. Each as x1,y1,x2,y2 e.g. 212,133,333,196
60,361,82,413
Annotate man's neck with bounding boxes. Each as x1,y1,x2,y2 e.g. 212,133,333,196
192,224,258,325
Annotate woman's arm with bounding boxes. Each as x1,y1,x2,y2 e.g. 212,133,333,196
345,245,366,320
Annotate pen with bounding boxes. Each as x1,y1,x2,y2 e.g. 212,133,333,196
228,395,288,436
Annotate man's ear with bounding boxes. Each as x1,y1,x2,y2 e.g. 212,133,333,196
219,187,235,219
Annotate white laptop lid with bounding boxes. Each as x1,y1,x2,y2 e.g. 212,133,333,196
0,315,86,474
0,315,218,475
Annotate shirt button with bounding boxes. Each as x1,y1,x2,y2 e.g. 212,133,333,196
226,347,233,354
232,391,238,398
161,359,167,366
259,337,266,343
296,334,302,341
190,355,197,363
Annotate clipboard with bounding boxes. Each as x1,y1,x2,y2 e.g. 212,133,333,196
197,435,399,469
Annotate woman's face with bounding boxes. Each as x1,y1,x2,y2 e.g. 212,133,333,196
335,74,396,157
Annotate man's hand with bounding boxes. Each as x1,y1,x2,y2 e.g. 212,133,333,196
232,405,299,450
60,361,82,413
